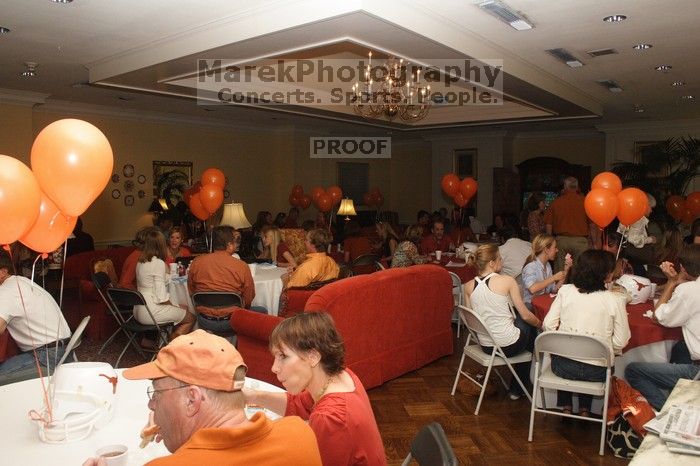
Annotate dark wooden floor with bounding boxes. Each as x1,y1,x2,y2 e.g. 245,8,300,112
76,327,628,465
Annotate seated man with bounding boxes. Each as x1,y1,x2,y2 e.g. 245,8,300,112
0,250,71,385
419,220,453,255
83,330,322,465
498,228,532,283
285,229,339,289
625,244,700,410
188,226,258,333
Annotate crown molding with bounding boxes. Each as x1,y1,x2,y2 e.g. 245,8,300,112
0,88,50,107
596,118,700,134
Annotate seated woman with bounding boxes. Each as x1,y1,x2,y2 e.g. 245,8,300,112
135,229,194,338
257,225,297,268
165,226,191,265
391,225,428,268
343,220,372,263
243,312,387,466
521,234,572,310
463,244,541,400
375,221,399,260
542,249,631,417
526,192,547,239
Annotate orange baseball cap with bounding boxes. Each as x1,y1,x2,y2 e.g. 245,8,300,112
123,330,247,392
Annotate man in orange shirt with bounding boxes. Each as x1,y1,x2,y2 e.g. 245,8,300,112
285,229,339,288
81,330,322,466
543,176,591,271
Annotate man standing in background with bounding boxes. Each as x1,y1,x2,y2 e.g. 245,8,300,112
544,176,590,271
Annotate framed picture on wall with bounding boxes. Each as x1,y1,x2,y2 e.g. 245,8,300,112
153,161,193,207
454,148,477,178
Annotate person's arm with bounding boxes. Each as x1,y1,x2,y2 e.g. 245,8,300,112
152,263,171,304
541,293,560,331
281,250,297,268
405,243,428,265
654,261,685,310
507,277,540,328
388,238,397,257
610,295,631,354
243,388,289,416
523,262,564,294
0,316,7,334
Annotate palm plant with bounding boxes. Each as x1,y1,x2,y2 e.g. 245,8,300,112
156,170,190,208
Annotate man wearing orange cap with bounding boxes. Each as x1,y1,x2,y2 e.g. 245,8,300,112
82,330,322,465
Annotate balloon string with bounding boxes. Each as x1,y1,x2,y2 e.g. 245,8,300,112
616,230,625,261
59,240,68,310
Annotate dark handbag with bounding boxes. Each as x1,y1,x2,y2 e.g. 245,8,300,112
606,414,642,459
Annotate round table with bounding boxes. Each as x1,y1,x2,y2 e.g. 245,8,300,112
0,370,282,465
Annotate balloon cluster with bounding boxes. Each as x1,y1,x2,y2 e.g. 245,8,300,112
0,119,113,253
183,168,225,221
362,188,384,207
666,192,700,225
441,173,478,207
288,185,312,210
307,186,342,213
584,172,649,228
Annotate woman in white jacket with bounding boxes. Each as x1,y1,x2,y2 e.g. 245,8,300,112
543,249,631,417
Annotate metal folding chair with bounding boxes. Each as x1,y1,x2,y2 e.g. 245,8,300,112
91,272,139,357
401,422,457,466
447,272,464,338
191,291,242,338
350,253,382,275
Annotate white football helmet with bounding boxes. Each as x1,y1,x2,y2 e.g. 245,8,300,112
33,362,118,444
615,274,652,304
456,242,478,260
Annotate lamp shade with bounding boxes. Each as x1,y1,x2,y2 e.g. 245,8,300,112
337,198,357,219
221,202,251,229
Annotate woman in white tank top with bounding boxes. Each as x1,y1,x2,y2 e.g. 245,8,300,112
463,243,541,400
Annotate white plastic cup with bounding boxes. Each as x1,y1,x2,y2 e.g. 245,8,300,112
435,250,442,261
169,263,178,278
96,444,128,466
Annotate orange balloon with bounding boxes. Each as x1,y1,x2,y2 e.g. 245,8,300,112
665,195,686,221
686,191,700,217
288,193,301,207
591,172,622,195
200,184,224,214
363,192,373,206
300,195,312,209
20,192,77,253
459,177,478,200
311,186,325,202
327,186,343,205
453,192,468,207
0,155,42,244
291,184,304,196
316,193,332,212
200,168,225,189
31,119,113,217
681,206,697,225
189,192,210,220
617,188,649,226
585,188,619,229
441,174,460,198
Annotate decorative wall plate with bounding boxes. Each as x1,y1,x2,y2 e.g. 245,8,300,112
124,195,134,206
123,164,135,178
124,180,134,192
111,189,121,199
138,190,146,199
137,174,146,184
111,174,120,183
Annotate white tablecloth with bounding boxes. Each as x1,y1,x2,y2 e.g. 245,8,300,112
167,265,287,316
0,370,282,465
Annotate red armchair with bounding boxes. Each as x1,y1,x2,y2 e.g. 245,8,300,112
231,264,454,389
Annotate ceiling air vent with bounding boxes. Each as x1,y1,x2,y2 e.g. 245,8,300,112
478,1,534,30
587,48,618,57
598,79,623,93
546,48,584,68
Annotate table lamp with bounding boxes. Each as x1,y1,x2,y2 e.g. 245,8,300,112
337,198,357,221
220,202,251,229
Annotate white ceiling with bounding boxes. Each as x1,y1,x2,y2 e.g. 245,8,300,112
0,0,698,131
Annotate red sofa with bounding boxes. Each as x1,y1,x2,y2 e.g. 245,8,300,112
231,264,454,389
63,246,136,341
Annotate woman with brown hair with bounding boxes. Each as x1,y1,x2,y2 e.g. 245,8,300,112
136,229,194,337
526,192,547,238
244,312,386,466
375,221,399,259
463,243,541,400
165,226,191,264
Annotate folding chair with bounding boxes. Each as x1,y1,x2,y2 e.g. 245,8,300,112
191,291,242,338
527,331,613,456
401,422,457,466
450,305,533,415
447,272,464,338
91,272,138,356
350,254,381,275
106,288,175,368
57,315,90,366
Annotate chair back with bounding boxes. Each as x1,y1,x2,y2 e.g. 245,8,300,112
401,422,457,466
457,305,491,344
56,316,91,366
448,272,462,306
106,287,147,308
351,253,381,267
534,331,613,367
191,291,242,309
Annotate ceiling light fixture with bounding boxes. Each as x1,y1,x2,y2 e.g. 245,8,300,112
603,15,627,23
0,26,10,34
681,95,695,100
478,1,534,31
21,62,38,78
632,43,652,50
672,81,686,86
655,64,672,72
50,0,74,3
351,52,432,122
633,105,645,113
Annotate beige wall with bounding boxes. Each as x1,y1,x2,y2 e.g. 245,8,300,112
0,103,33,163
513,132,606,175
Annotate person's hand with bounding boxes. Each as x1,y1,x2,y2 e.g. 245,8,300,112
649,236,657,244
82,457,106,466
563,253,573,270
660,261,678,280
553,271,566,282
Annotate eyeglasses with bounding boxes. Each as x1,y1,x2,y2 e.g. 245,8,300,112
147,384,189,401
